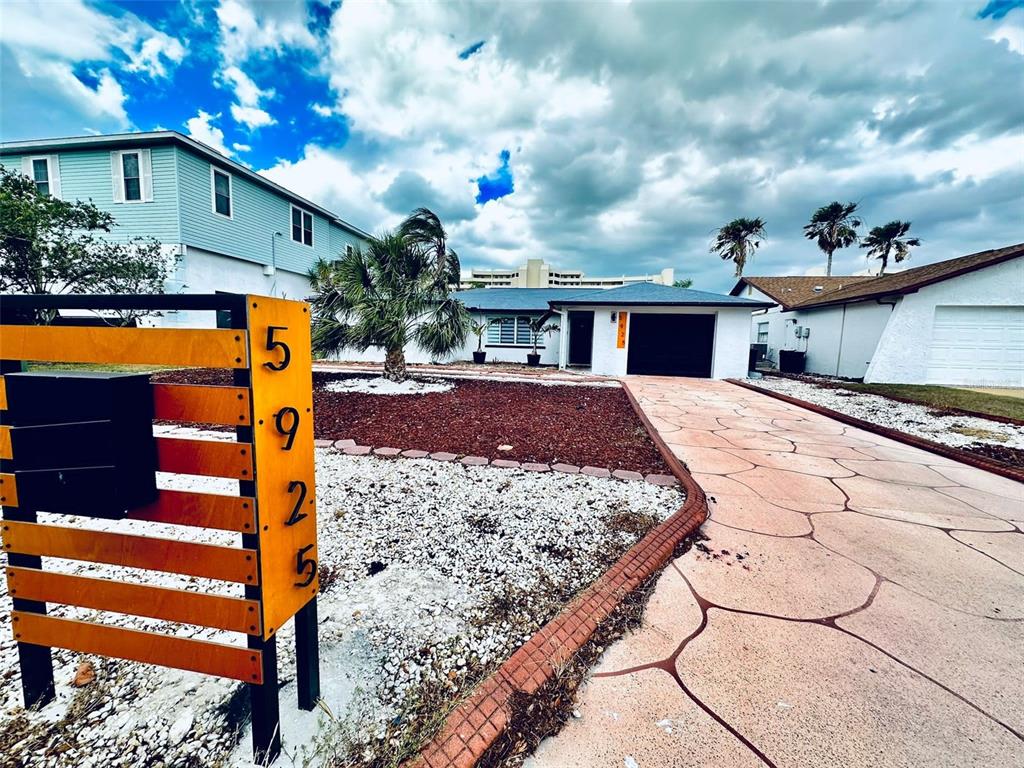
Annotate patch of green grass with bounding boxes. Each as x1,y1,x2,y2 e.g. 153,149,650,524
826,382,1024,421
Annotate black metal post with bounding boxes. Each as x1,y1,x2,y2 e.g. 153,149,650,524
294,597,320,710
232,305,282,766
1,353,56,710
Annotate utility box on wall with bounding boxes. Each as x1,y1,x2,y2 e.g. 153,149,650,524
4,372,157,518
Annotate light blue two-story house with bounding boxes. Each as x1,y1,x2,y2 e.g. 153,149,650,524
0,131,370,327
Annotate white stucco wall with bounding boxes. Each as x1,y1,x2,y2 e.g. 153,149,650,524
567,305,753,379
328,312,562,366
790,302,892,380
866,255,1024,385
160,245,312,328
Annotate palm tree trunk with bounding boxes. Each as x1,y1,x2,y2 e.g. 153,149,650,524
383,346,407,382
826,249,833,277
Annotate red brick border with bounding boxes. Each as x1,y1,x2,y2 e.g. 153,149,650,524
403,381,709,768
728,378,1024,485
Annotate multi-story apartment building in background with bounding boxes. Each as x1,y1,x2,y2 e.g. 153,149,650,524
0,131,370,327
461,258,674,290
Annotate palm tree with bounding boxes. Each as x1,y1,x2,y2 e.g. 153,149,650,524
803,201,861,277
399,207,462,289
711,217,766,277
860,221,920,275
308,231,470,382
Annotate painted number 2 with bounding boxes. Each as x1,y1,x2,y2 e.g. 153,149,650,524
294,544,317,587
286,480,309,526
263,325,291,371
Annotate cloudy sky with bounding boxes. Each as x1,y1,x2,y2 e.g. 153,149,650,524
1,0,1021,291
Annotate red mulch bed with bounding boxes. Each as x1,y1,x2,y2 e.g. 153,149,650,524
152,370,671,475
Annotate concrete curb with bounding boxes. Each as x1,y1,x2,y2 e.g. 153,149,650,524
727,378,1024,485
402,380,709,768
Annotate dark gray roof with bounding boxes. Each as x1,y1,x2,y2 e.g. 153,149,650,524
453,288,593,312
0,131,370,239
549,282,772,308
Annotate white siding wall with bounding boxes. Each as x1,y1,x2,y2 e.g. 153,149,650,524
866,256,1024,385
573,305,753,379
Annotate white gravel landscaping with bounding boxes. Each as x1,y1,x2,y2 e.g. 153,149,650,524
0,448,683,768
322,376,455,396
750,376,1024,450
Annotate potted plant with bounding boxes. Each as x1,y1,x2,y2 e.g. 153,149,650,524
527,317,558,366
470,319,491,364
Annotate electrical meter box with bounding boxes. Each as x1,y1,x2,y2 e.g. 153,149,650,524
3,371,157,517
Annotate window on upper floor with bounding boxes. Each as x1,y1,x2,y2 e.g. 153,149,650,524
22,156,61,198
345,243,354,258
757,322,769,344
212,168,232,218
110,149,153,203
291,205,313,246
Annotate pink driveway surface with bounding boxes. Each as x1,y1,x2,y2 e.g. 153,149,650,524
528,377,1024,768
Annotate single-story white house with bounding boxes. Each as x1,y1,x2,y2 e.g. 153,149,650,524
336,283,770,378
730,242,1024,387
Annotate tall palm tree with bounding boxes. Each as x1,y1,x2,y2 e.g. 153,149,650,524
860,220,920,275
399,207,461,289
803,201,861,277
711,217,766,277
308,231,470,382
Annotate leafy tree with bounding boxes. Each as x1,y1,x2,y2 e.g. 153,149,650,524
860,220,920,275
803,201,861,277
672,278,693,288
308,231,470,382
0,166,174,324
398,207,462,289
711,217,766,277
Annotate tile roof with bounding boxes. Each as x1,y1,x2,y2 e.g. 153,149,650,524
732,242,1024,310
730,276,876,310
453,288,593,312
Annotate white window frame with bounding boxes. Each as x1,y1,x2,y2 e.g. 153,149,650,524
22,155,61,198
110,149,153,204
757,322,769,344
210,166,233,219
486,315,536,347
291,204,314,247
345,243,354,257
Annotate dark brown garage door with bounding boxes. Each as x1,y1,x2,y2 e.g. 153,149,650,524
627,313,715,377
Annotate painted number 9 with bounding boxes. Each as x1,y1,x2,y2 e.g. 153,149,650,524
274,407,300,451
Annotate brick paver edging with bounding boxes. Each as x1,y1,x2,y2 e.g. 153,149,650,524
403,380,709,768
728,378,1024,485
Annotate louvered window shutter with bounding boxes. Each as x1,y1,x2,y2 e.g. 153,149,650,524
140,149,154,202
48,156,62,199
111,152,124,203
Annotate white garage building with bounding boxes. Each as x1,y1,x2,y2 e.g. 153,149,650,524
731,243,1024,387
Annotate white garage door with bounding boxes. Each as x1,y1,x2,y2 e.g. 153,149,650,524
927,306,1024,386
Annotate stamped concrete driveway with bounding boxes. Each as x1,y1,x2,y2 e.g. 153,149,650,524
528,377,1024,768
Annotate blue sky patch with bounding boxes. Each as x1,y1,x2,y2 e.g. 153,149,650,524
474,149,514,204
977,0,1024,18
458,41,486,60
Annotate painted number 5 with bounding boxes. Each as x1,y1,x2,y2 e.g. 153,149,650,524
294,544,317,587
263,325,291,371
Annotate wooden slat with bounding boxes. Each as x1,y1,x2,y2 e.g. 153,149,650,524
2,521,258,584
0,473,16,507
11,611,262,683
7,567,261,635
156,436,253,479
128,489,255,532
153,384,250,426
0,375,6,410
0,326,248,369
0,426,9,460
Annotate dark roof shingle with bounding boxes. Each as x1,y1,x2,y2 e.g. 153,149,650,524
730,276,876,310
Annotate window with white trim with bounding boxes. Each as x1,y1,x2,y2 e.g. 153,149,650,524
487,316,533,346
22,155,61,198
212,168,232,218
110,149,152,203
291,205,313,246
345,243,354,257
757,322,769,344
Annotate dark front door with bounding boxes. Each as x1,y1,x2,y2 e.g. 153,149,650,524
568,311,594,365
627,313,715,377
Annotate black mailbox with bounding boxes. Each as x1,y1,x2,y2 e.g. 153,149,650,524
3,371,158,518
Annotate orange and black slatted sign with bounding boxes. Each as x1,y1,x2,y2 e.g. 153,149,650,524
617,311,628,349
0,295,318,684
